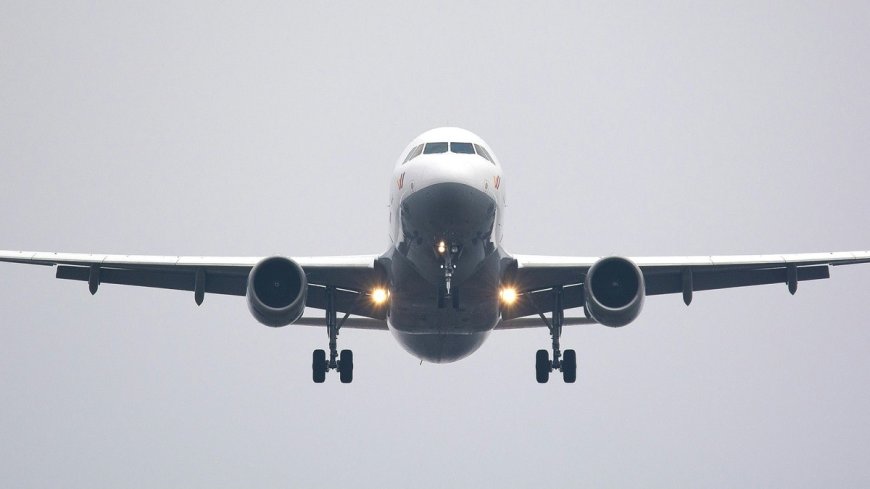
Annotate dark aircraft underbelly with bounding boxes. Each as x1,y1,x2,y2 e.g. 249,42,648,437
385,182,503,363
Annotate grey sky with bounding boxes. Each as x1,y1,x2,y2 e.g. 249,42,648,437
1,2,869,487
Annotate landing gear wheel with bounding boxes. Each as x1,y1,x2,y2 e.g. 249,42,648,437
314,286,356,384
562,349,577,383
535,349,550,384
536,286,580,385
339,349,354,384
312,349,327,383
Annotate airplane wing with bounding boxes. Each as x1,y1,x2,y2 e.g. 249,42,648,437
0,250,387,320
4,249,868,327
503,251,870,321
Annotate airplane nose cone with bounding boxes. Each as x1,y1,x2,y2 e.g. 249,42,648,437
392,331,490,363
402,182,495,232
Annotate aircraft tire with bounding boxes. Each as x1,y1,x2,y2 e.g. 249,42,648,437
562,349,577,383
339,349,354,384
535,349,550,384
312,349,327,383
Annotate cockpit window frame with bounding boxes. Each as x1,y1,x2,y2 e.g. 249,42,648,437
403,144,424,164
423,142,449,154
450,142,475,154
474,144,495,164
406,141,496,165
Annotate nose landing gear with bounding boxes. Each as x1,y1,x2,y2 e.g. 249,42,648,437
534,286,577,384
436,241,462,309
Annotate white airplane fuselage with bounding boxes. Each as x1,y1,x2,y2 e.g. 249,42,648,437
384,128,507,363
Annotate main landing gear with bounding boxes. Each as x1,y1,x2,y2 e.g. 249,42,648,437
535,286,577,384
312,286,354,384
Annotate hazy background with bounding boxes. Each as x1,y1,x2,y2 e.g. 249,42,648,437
2,2,869,487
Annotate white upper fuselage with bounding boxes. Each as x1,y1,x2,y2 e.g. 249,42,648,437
390,127,506,248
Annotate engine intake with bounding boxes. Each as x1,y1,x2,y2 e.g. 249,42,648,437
247,256,307,327
584,256,645,327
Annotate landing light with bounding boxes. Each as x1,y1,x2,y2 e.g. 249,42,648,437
499,287,518,305
437,241,447,254
371,288,389,305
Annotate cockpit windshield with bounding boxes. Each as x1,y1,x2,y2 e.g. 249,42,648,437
403,141,496,165
423,142,449,154
450,142,475,154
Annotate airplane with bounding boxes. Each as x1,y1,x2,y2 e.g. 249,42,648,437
1,126,868,384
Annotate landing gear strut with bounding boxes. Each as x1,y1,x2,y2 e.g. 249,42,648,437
437,241,462,309
535,286,576,384
312,286,354,384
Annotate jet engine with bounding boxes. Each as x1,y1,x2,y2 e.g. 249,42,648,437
584,256,645,327
247,256,308,327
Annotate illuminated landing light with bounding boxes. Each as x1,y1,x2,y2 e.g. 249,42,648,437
499,287,518,305
371,288,390,305
437,241,447,254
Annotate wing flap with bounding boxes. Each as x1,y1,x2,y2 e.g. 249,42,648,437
509,266,585,292
293,317,389,330
2,250,386,319
644,264,830,295
505,251,867,319
509,254,591,291
54,265,388,319
495,316,595,329
56,266,248,296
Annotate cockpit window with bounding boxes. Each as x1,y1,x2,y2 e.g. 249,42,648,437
410,141,495,164
450,142,475,154
474,144,494,164
423,142,449,154
403,144,424,164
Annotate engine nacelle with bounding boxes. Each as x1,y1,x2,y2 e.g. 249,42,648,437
246,256,307,327
584,256,645,328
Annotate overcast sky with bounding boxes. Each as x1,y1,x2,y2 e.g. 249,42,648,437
1,2,869,487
